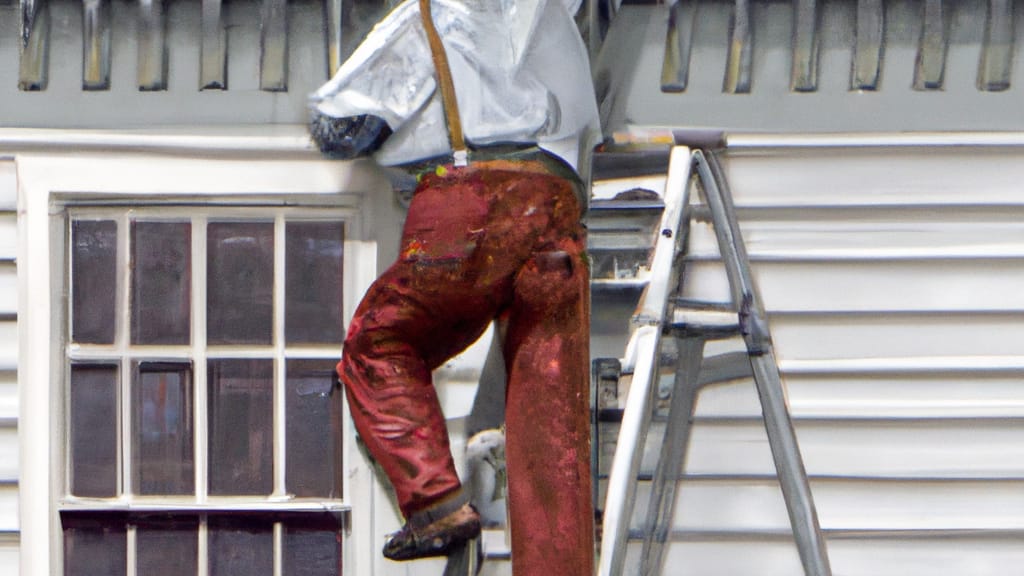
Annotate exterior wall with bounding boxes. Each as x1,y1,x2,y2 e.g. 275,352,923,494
0,160,18,576
594,6,1024,571
609,142,1024,575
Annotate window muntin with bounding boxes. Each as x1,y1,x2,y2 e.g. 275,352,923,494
63,208,348,575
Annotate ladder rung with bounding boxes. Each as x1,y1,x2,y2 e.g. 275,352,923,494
669,307,740,338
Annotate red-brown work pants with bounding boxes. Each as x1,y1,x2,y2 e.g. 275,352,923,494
338,158,594,575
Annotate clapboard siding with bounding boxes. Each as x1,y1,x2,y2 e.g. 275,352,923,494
631,418,1024,479
0,263,16,318
613,146,1024,575
0,484,18,532
0,534,18,576
721,149,1024,208
633,478,1024,532
625,535,1024,576
0,371,14,423
687,216,1024,260
683,260,1024,312
695,373,1024,419
0,161,16,564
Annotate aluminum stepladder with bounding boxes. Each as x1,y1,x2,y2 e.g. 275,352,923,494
597,146,832,576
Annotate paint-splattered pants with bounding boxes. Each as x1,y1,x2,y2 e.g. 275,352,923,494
338,156,594,575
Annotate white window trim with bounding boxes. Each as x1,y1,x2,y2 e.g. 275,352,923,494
15,140,388,576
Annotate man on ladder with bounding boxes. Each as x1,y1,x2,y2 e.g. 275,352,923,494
309,0,600,573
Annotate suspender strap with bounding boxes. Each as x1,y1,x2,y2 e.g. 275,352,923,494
418,0,469,166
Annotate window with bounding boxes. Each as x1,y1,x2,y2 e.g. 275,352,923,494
62,209,348,576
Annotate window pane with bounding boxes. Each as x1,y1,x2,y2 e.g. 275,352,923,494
209,517,273,576
283,518,343,576
70,364,118,497
133,362,194,495
285,222,344,344
207,222,274,345
63,515,127,576
136,517,198,576
131,221,192,345
286,360,342,498
71,220,117,344
208,359,273,495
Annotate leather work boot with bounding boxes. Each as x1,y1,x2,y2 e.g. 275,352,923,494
383,502,482,561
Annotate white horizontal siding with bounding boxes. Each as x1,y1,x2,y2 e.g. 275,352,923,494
770,313,1024,360
0,371,14,422
0,535,18,576
681,260,1024,312
627,146,1024,574
632,478,1024,532
687,217,1024,261
0,263,16,317
722,149,1024,208
695,373,1024,419
0,161,16,563
0,428,16,482
668,419,1024,479
0,163,14,211
0,485,18,532
0,317,16,373
625,536,1024,576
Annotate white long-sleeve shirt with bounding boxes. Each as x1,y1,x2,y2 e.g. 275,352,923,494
309,0,601,176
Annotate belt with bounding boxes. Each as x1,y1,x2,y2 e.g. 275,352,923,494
406,144,587,212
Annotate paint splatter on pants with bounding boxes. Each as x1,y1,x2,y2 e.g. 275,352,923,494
338,158,594,575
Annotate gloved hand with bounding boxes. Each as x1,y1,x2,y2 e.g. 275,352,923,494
310,112,393,160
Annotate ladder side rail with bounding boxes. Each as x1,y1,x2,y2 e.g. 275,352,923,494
638,336,705,576
598,146,694,576
692,150,833,576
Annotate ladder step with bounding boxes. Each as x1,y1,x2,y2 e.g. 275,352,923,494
669,306,741,338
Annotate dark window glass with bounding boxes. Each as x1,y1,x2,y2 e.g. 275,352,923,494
208,517,274,576
136,517,198,576
207,222,274,345
283,518,343,576
63,515,127,576
131,221,192,345
133,362,194,495
71,220,117,344
69,364,119,497
286,360,343,498
285,222,344,344
208,359,274,495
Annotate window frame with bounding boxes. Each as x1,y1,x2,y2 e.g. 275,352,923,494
15,147,386,576
63,207,350,506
